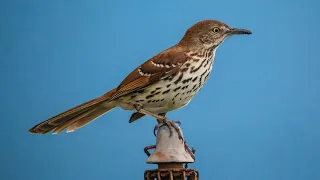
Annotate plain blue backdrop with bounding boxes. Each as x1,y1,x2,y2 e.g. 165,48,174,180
1,0,319,180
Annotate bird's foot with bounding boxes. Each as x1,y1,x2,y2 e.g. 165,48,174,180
153,118,183,141
132,103,183,140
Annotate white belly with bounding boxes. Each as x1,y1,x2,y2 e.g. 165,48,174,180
166,57,214,111
118,49,215,114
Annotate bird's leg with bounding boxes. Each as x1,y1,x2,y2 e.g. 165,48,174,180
132,103,183,140
133,103,165,120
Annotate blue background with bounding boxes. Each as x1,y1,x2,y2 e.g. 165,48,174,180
1,0,319,179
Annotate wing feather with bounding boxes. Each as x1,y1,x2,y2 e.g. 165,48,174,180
110,46,188,100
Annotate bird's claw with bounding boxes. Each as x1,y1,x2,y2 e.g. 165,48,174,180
153,119,183,141
184,141,196,161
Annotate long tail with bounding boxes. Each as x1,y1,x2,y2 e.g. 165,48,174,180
29,88,117,134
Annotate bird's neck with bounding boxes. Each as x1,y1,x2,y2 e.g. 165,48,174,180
175,39,218,62
178,38,217,54
180,44,217,58
178,33,218,52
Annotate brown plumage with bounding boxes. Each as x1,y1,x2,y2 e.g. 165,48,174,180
28,20,251,135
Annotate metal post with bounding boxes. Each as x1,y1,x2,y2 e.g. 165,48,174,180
144,123,199,180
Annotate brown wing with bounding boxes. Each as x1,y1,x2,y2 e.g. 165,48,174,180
110,46,188,100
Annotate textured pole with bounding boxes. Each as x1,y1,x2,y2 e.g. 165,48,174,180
144,122,199,180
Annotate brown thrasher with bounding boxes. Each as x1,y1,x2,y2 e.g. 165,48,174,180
29,20,252,138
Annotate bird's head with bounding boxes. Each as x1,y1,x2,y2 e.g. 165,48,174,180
179,20,252,49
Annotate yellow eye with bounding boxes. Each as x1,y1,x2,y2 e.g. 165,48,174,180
212,27,219,32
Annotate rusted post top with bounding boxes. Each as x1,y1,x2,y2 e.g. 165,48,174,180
146,123,194,164
144,122,199,180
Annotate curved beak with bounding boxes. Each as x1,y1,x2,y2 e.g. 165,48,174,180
226,28,252,35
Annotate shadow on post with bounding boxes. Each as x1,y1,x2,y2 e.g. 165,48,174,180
144,122,199,180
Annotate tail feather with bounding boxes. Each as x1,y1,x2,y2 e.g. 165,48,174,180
66,107,114,133
52,107,98,134
29,89,117,134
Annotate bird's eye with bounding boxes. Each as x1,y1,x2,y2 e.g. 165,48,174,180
212,27,220,33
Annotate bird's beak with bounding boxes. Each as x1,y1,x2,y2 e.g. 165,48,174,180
226,28,252,35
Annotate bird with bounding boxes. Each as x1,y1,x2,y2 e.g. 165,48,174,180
28,20,252,138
